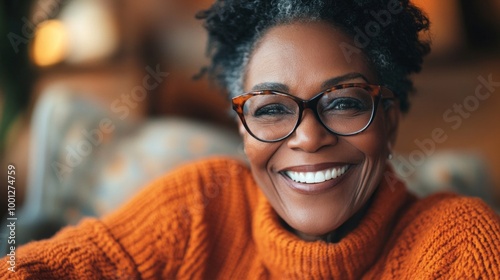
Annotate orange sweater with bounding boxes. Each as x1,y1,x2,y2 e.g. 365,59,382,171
1,157,499,279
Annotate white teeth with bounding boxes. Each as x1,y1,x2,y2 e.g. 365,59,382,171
299,173,306,183
305,173,315,183
325,170,332,180
284,165,350,184
331,168,337,179
314,171,325,182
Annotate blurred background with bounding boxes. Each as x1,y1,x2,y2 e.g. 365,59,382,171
0,0,499,251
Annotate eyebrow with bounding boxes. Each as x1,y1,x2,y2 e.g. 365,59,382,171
321,72,369,90
250,72,369,93
251,82,289,92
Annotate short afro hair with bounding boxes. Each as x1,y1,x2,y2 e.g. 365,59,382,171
197,0,430,112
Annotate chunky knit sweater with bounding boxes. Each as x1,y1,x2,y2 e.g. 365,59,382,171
1,157,499,279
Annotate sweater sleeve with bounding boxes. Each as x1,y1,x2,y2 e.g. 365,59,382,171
404,195,500,279
0,218,141,279
0,158,221,279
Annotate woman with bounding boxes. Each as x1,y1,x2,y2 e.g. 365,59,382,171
2,0,499,279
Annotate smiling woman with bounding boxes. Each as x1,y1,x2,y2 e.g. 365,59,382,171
1,0,500,279
237,22,399,241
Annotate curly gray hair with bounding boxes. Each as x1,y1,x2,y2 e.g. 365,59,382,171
197,0,430,112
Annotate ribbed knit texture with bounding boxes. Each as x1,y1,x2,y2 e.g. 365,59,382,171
1,157,499,279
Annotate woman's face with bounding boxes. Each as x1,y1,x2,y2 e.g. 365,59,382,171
240,21,399,241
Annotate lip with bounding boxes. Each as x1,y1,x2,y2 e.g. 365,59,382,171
279,164,353,195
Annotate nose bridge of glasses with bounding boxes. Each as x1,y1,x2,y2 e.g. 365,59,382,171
290,107,338,146
300,91,323,110
296,98,331,135
300,92,325,121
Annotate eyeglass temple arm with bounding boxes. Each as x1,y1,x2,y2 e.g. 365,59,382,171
378,87,398,111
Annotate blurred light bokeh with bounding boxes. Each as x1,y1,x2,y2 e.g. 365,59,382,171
31,19,67,66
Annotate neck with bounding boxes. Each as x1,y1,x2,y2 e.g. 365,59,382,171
283,193,375,243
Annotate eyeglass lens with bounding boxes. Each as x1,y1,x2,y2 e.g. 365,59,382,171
242,87,375,141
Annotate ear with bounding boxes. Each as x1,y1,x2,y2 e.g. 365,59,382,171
384,101,400,148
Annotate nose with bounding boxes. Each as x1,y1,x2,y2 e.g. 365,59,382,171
286,109,338,152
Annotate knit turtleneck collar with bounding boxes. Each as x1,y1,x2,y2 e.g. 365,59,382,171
252,170,412,279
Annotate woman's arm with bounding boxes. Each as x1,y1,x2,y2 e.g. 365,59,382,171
0,160,211,279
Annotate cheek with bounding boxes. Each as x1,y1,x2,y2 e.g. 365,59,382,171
243,133,283,200
243,133,279,171
349,113,389,158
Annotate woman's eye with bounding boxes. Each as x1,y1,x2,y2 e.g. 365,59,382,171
327,98,366,111
254,104,293,117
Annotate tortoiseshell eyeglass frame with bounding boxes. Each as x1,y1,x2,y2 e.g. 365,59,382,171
231,83,396,143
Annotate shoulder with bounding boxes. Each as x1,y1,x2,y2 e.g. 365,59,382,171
163,156,250,181
128,156,256,223
98,157,254,276
408,192,500,233
114,156,253,215
390,192,500,278
102,156,253,232
158,156,252,199
169,155,253,201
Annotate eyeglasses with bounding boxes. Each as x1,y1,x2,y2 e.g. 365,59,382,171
232,83,396,143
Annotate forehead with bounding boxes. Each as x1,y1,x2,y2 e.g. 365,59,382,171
243,21,377,95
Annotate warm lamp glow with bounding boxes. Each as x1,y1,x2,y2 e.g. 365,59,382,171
60,0,119,64
31,20,68,67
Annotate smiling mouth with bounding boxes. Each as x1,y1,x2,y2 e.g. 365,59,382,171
284,165,350,184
